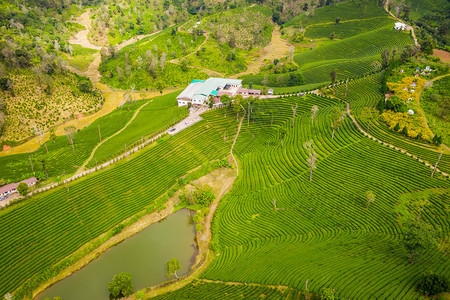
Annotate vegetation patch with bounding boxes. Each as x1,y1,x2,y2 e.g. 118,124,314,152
99,30,207,90
0,71,103,143
421,76,450,145
197,6,274,50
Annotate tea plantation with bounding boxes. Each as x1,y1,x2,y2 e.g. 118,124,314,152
192,95,447,299
0,108,238,297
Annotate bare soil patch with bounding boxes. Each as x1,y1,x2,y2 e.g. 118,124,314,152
432,49,450,64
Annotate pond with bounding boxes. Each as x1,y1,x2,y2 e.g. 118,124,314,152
37,209,196,300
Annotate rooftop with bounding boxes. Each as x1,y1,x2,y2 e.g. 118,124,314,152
193,78,242,98
177,81,204,99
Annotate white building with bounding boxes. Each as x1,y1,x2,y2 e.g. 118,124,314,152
394,22,407,30
176,78,243,107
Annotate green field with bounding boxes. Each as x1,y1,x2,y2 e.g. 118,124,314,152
285,0,388,28
90,91,188,164
304,17,392,40
295,23,413,83
0,104,141,182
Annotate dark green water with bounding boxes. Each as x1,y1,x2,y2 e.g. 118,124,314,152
36,209,196,300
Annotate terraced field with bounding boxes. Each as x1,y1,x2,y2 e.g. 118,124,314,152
0,108,238,297
153,94,449,299
295,23,413,83
285,0,387,27
305,17,392,40
242,12,413,87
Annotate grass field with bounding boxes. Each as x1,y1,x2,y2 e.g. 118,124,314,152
63,45,99,72
304,17,392,40
0,108,239,298
294,23,413,83
389,0,448,20
152,280,299,299
90,91,188,164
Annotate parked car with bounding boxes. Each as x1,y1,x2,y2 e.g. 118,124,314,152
169,127,176,132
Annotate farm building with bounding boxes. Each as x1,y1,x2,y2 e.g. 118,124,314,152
176,78,244,107
394,22,407,30
0,177,38,197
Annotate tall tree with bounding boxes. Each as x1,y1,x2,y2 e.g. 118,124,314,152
303,140,317,182
64,126,76,153
381,49,390,69
167,258,180,278
311,105,319,125
330,71,337,86
431,151,443,178
291,103,298,128
403,219,437,264
268,108,275,125
365,190,375,209
279,127,287,148
288,46,295,62
330,107,346,139
160,52,167,72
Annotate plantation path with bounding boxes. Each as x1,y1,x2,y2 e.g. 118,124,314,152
346,102,448,177
230,105,246,176
198,279,289,291
232,26,291,78
168,107,208,135
384,0,418,46
75,99,155,174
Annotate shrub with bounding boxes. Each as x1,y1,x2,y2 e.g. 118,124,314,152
107,273,133,299
17,182,28,196
111,224,125,236
417,272,449,296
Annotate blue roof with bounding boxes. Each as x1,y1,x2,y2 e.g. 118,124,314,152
191,79,206,83
211,90,218,96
